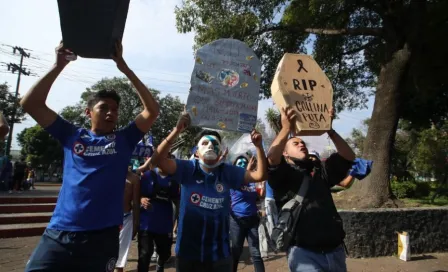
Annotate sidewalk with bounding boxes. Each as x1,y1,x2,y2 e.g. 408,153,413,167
0,235,447,271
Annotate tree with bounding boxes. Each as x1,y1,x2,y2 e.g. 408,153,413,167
0,83,26,153
345,119,369,156
16,125,63,177
175,0,448,207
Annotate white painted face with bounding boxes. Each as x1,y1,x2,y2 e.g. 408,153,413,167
197,135,221,161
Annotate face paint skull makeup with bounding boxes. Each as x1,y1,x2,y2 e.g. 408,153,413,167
197,135,221,161
235,158,248,169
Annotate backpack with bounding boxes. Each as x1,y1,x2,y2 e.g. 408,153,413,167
270,174,310,252
146,170,178,202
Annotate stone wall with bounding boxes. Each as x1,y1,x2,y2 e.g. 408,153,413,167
339,207,448,258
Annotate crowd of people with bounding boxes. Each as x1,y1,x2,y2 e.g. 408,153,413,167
0,41,370,272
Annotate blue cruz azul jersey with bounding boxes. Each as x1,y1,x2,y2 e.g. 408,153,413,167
230,183,258,218
173,159,246,262
45,116,144,231
140,169,180,234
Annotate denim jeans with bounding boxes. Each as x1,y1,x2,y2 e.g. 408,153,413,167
138,231,172,272
287,245,347,272
229,215,265,272
175,257,232,272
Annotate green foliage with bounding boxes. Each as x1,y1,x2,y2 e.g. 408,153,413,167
16,125,63,168
414,182,432,198
391,179,417,199
0,82,26,125
413,121,448,182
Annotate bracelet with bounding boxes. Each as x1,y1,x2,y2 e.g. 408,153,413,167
165,138,174,145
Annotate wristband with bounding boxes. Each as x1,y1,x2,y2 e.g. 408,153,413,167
165,138,174,145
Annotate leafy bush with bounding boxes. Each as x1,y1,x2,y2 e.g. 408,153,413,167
391,180,417,199
414,182,432,198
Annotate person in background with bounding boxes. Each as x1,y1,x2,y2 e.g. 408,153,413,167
264,180,277,247
230,155,265,272
115,169,141,272
139,112,268,272
22,40,159,271
26,165,36,190
138,155,180,272
13,157,27,192
0,112,9,140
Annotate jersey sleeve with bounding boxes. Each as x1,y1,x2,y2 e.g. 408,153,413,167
44,115,78,147
172,159,195,185
223,164,246,190
322,153,353,187
118,121,145,150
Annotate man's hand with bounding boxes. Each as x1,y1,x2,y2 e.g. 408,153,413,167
218,147,229,163
140,197,151,210
175,111,191,133
247,156,256,171
111,41,130,73
281,106,296,131
251,129,263,148
55,42,75,68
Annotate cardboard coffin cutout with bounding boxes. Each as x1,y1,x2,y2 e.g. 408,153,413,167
57,0,130,59
271,53,333,136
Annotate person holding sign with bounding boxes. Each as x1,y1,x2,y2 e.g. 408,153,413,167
138,112,268,272
267,106,355,272
0,112,9,140
21,41,160,272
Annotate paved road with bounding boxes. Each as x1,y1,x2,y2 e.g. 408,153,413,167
1,236,448,272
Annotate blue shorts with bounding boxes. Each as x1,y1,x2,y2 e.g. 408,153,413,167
25,226,119,272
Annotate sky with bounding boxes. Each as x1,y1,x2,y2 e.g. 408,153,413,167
0,0,374,154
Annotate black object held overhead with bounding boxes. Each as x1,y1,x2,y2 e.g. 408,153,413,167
57,0,130,59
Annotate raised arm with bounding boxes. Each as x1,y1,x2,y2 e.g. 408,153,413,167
20,43,73,128
244,130,268,183
139,112,190,175
112,42,159,133
267,107,296,166
327,108,356,161
0,112,9,140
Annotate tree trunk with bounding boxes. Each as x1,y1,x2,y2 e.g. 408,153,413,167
346,44,411,208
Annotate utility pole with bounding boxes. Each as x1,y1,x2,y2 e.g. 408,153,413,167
4,46,31,157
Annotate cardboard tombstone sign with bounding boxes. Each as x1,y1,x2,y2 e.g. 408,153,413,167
186,39,261,133
57,0,130,59
271,54,333,136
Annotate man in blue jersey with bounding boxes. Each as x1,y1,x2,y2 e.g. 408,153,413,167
139,113,268,272
138,159,180,272
21,41,159,272
230,155,265,272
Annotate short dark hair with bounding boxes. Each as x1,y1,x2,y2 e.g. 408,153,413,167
194,130,222,145
87,90,121,109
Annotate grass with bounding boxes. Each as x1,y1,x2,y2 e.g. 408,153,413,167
402,196,448,207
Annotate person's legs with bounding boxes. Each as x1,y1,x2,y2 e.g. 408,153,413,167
138,231,155,272
175,257,200,272
76,226,120,272
258,219,268,258
211,257,233,272
265,198,278,236
154,233,173,272
115,213,133,272
287,246,329,272
247,223,265,272
229,216,246,272
327,245,347,272
25,229,75,272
